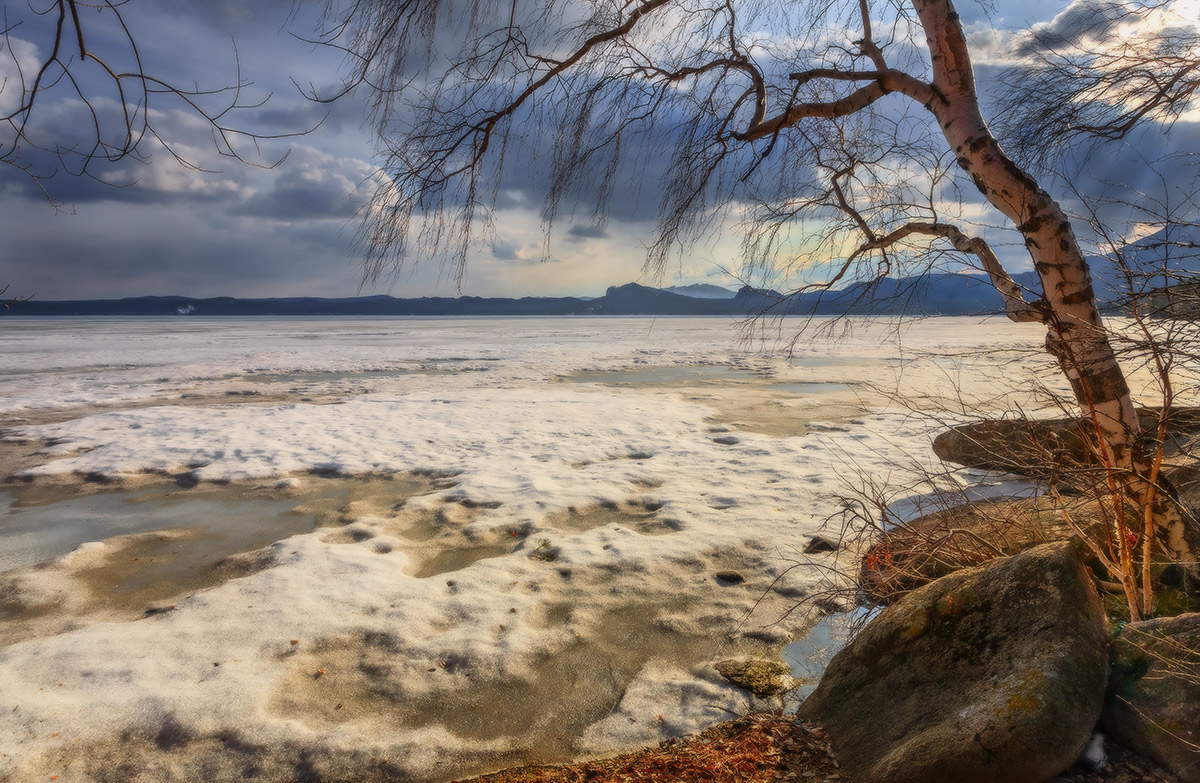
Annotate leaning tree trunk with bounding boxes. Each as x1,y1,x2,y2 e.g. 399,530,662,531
912,0,1200,598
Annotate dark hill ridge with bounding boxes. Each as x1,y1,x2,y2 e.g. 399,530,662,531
10,231,1200,318
4,294,589,317
8,265,1179,317
662,283,738,299
1,276,1028,317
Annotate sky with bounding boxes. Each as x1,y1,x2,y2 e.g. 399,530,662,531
0,0,1196,300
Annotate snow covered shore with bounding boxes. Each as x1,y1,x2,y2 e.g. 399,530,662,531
0,316,1056,782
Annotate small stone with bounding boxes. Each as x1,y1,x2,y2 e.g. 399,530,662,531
714,570,745,584
715,658,791,697
803,535,840,554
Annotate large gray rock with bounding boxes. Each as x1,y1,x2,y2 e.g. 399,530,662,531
932,408,1200,489
1107,612,1200,783
800,542,1109,783
932,416,1093,479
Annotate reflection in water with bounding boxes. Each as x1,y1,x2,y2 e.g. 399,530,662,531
242,368,421,385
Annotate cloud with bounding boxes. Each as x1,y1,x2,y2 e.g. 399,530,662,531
155,0,302,33
1013,1,1128,56
493,190,532,210
0,191,371,299
239,147,376,221
567,224,611,240
6,0,1191,303
0,36,41,118
4,150,247,208
491,241,522,260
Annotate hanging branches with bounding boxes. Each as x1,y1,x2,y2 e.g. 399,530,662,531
0,0,309,207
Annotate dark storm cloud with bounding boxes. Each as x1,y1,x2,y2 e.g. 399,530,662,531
157,0,305,33
241,180,357,220
1054,122,1200,231
245,101,340,136
483,108,688,226
241,179,352,221
0,1,406,298
0,0,343,196
7,0,1193,300
4,168,236,206
0,192,366,298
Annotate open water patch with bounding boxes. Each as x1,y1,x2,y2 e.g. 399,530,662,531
242,368,425,385
0,474,444,628
782,611,863,701
565,365,757,387
788,355,857,368
0,486,317,574
768,381,851,395
240,360,496,387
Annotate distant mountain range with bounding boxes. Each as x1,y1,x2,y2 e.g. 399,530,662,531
9,228,1198,318
2,275,1041,317
661,283,739,299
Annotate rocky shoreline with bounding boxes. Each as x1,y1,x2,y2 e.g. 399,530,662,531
790,412,1200,782
456,412,1200,783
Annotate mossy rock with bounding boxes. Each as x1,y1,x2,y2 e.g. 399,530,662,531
932,408,1200,491
1107,612,1200,783
714,658,791,698
802,542,1109,783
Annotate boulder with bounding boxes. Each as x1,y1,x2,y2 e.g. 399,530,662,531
933,416,1093,479
1106,612,1200,783
714,658,792,698
932,407,1200,491
860,494,1105,603
800,542,1110,783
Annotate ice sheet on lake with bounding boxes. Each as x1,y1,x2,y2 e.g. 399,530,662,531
0,316,1063,782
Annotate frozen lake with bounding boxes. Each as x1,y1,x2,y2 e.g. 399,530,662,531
0,315,1058,782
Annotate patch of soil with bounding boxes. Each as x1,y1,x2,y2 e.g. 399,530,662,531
859,493,1105,603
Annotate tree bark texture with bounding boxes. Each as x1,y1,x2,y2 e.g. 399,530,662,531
912,0,1199,576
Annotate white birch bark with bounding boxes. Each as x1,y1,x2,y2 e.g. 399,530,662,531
911,0,1199,577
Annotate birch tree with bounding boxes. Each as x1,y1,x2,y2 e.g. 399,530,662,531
322,0,1200,610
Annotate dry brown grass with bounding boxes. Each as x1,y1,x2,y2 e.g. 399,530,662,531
451,714,844,783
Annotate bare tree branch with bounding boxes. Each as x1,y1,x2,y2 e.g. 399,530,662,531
995,0,1200,171
0,0,313,207
318,0,1200,581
